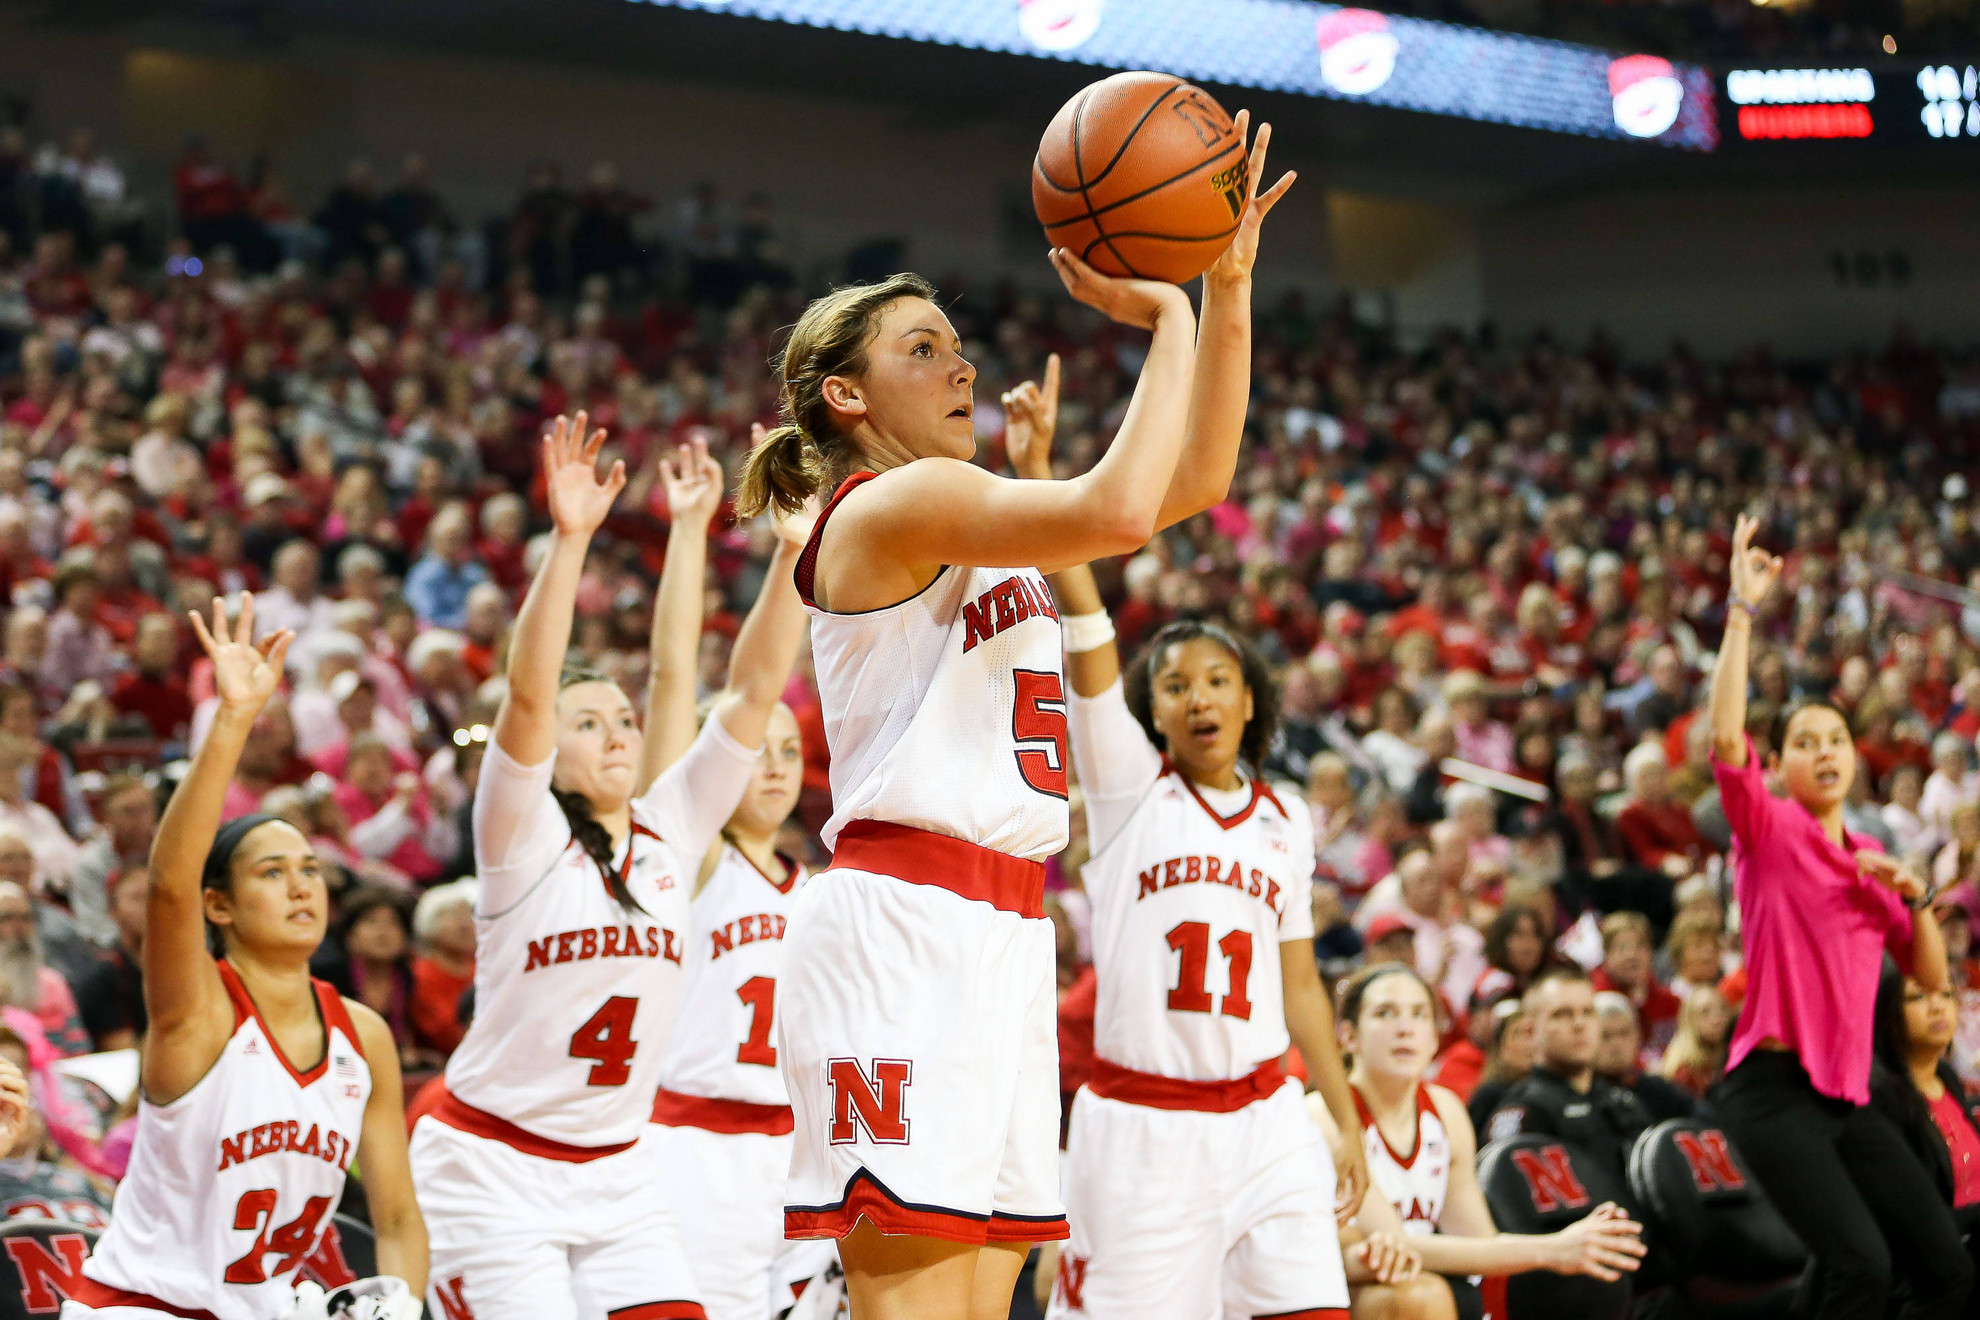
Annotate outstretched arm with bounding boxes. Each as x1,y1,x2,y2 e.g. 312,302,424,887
1006,357,1123,700
707,499,815,752
145,595,294,1104
493,412,626,769
637,436,724,793
1709,513,1780,769
1156,114,1296,532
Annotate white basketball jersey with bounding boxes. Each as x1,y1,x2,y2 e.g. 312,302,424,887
798,472,1071,862
655,843,808,1108
1080,766,1317,1080
81,964,369,1320
1356,1083,1452,1235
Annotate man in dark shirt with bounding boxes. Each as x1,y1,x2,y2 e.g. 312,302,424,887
73,865,145,1051
1485,966,1653,1190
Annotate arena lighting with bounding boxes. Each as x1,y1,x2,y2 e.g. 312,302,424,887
636,0,1720,148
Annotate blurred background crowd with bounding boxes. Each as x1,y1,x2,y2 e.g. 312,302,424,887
0,104,1972,1288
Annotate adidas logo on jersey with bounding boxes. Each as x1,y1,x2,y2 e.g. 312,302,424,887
1134,853,1286,917
960,576,1059,653
523,923,681,973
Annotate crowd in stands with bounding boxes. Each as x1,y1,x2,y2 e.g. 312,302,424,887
0,124,1977,1301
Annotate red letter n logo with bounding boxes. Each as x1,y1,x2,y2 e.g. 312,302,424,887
5,1234,88,1314
1674,1129,1746,1193
432,1274,476,1320
1055,1253,1089,1311
828,1057,912,1145
1510,1145,1591,1213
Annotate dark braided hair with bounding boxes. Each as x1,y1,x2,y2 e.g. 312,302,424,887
1122,620,1280,772
555,663,645,914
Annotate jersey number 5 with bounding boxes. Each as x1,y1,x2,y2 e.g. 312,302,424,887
1165,922,1255,1021
569,996,640,1086
1012,669,1069,799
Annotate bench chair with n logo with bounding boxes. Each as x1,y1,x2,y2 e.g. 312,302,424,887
1627,1118,1805,1317
0,1219,98,1319
1476,1134,1632,1320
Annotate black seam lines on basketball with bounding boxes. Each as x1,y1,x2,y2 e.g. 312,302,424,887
1080,81,1187,192
1069,85,1140,279
1044,137,1246,232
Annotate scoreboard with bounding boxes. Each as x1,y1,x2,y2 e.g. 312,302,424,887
1721,63,1980,143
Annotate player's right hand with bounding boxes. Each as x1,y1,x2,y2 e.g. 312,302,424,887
1551,1202,1646,1281
1202,110,1296,288
1349,1230,1420,1285
1003,352,1060,481
660,432,724,529
543,410,626,539
188,593,293,714
1048,247,1193,332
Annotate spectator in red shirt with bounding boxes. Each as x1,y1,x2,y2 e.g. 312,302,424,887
1590,911,1682,1066
1615,741,1709,887
409,878,477,1058
108,612,192,741
475,493,530,593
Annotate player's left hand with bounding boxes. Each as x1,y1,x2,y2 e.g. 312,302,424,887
1331,1124,1371,1222
1857,850,1926,903
1348,1230,1421,1285
1003,353,1060,481
1203,110,1296,287
660,432,724,530
543,411,626,539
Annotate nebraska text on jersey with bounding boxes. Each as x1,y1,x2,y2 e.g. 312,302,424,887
523,923,681,971
217,1119,357,1172
962,576,1060,653
1135,853,1287,918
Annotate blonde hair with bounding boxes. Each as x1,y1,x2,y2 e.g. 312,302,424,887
1663,908,1722,971
735,273,937,519
1659,984,1730,1087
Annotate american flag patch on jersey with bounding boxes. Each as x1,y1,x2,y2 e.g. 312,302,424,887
334,1054,358,1078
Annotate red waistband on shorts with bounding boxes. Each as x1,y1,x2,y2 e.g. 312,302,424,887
429,1080,639,1162
829,820,1046,919
1087,1056,1289,1113
651,1087,795,1136
70,1278,221,1320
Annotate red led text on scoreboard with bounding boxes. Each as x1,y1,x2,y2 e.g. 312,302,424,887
1736,102,1873,139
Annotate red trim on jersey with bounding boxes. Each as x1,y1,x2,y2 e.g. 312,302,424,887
592,821,665,903
1255,1309,1350,1319
607,1303,707,1320
320,981,364,1062
1088,1056,1288,1113
651,1087,795,1135
1350,1081,1435,1169
785,1169,1068,1245
734,845,801,895
794,471,879,608
829,820,1046,919
1160,757,1271,831
216,959,342,1088
428,1080,638,1162
69,1279,220,1320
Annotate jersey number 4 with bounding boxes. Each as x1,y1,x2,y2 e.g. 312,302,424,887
1012,669,1069,799
1166,922,1254,1020
224,1190,333,1284
569,996,640,1086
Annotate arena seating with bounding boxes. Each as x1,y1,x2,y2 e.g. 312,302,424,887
1476,1133,1634,1320
1627,1118,1805,1315
0,1219,97,1319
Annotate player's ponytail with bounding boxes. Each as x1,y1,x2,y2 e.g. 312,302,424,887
737,271,939,518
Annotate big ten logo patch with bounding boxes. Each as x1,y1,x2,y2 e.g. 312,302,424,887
827,1058,913,1145
1674,1129,1746,1194
1509,1145,1591,1214
4,1233,89,1315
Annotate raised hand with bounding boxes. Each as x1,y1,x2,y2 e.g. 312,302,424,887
1552,1203,1647,1282
1004,353,1061,481
1729,512,1782,612
187,594,292,713
1049,247,1193,332
1202,111,1296,287
1857,850,1927,904
660,432,725,530
543,411,626,539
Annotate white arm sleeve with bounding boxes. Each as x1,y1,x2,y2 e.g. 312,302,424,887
1067,679,1164,855
637,716,762,866
471,741,569,913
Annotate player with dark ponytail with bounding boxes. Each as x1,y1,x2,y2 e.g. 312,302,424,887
409,417,809,1320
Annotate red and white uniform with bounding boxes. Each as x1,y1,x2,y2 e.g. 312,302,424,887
1049,679,1346,1320
65,963,367,1320
1354,1083,1452,1235
649,844,832,1320
780,472,1070,1246
411,718,758,1320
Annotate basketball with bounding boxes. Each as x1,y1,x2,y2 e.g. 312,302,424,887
1032,71,1250,284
